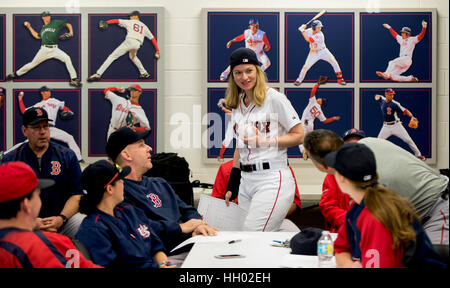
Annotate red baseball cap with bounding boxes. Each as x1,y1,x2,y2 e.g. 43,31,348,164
129,84,142,92
0,162,55,202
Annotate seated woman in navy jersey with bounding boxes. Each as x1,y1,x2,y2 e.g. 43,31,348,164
75,160,175,268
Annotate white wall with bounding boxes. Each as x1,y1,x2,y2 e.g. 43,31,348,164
4,0,449,186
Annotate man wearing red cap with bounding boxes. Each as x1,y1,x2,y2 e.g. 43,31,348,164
0,161,100,268
103,84,150,139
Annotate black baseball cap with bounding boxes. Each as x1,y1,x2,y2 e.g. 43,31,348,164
22,107,53,126
230,47,260,72
290,227,324,255
82,160,131,194
324,142,377,183
342,128,366,141
129,11,140,17
40,86,51,92
106,126,151,161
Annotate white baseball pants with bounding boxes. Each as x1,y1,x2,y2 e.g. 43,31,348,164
378,121,422,157
238,165,295,231
384,56,414,82
17,46,77,79
296,48,341,83
96,38,147,75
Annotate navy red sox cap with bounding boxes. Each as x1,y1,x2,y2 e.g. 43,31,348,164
129,11,140,17
229,47,260,72
82,160,131,195
22,107,53,126
342,128,366,141
324,142,377,183
106,126,151,161
385,88,395,95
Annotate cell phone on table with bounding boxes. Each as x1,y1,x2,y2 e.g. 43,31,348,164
214,254,246,259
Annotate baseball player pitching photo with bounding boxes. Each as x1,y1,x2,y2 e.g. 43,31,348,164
88,11,160,82
6,11,81,87
376,20,427,82
5,87,83,162
295,19,346,86
219,18,271,82
298,76,340,160
103,84,151,139
374,88,425,160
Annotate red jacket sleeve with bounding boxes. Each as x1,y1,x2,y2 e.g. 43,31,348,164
211,160,234,200
319,174,350,232
334,217,351,254
106,19,119,25
388,27,398,38
19,99,27,114
357,210,405,268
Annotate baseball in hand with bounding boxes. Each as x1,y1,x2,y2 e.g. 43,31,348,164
239,123,257,138
24,21,30,28
383,23,391,29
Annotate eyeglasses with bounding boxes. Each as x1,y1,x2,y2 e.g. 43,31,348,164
27,124,50,131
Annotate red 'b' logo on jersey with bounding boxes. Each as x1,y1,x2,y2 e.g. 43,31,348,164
50,161,61,176
146,193,162,208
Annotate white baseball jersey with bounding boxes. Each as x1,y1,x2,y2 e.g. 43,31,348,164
301,96,326,127
105,91,150,138
244,29,267,54
304,28,326,51
33,98,65,124
118,19,154,45
396,34,421,58
231,88,300,164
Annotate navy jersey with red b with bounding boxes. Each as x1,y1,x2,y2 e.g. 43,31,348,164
1,141,83,218
378,98,405,122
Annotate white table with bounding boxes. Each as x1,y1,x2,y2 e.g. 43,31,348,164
181,231,297,268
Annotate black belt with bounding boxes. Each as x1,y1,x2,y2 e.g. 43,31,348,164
240,162,270,172
384,121,397,126
43,45,57,48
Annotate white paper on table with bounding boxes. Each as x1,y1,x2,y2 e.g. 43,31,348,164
170,231,253,253
197,194,248,231
280,254,336,268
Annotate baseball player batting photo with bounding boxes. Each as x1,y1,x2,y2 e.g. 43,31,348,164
376,20,427,82
219,18,271,81
374,88,425,160
88,11,160,82
295,19,346,86
6,11,81,87
298,76,340,160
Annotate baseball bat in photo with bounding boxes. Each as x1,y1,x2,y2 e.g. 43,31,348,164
305,9,327,26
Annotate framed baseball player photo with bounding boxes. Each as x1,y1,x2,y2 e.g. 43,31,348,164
285,87,354,158
88,88,157,157
285,12,354,85
11,88,82,159
11,13,81,84
360,88,432,160
207,88,236,160
0,14,5,82
0,87,5,151
88,12,159,82
360,11,433,83
207,11,280,83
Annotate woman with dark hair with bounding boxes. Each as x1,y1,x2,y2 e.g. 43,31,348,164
325,143,445,268
75,160,175,268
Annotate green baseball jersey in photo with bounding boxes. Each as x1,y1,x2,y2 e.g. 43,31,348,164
39,19,67,45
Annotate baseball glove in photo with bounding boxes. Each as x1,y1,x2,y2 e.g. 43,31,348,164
59,33,73,40
317,75,328,85
60,110,74,120
408,117,419,129
99,20,108,31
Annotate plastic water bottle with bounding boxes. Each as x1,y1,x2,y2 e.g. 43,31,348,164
317,231,334,268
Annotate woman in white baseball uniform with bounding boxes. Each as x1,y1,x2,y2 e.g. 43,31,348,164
224,47,304,231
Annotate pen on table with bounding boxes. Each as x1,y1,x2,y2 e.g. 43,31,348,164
272,240,283,244
228,239,242,244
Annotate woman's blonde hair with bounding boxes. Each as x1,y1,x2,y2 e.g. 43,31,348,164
224,65,268,109
350,175,419,249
